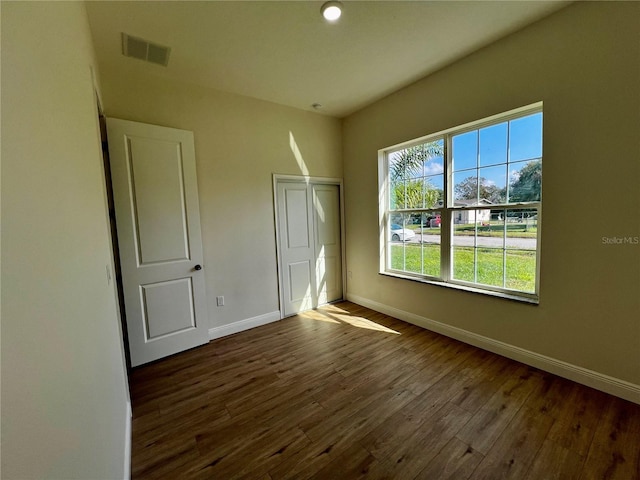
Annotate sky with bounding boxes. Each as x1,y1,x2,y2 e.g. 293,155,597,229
452,112,542,194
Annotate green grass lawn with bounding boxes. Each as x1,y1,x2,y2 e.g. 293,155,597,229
391,244,536,292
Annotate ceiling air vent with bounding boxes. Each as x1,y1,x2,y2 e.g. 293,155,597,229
121,33,171,67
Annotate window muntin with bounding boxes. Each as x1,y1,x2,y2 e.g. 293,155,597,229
382,105,542,300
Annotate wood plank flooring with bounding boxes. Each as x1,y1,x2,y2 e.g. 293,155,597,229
129,302,640,479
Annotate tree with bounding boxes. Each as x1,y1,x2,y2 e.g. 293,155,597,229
390,142,444,215
509,160,541,202
454,176,505,204
392,179,439,209
389,142,443,182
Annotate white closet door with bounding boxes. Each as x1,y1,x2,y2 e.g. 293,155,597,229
313,184,343,305
277,181,316,317
276,179,343,317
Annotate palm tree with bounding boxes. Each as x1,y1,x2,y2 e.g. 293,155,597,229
389,141,444,182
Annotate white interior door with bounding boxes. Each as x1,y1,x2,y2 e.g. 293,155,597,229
276,179,343,317
313,184,343,305
277,182,316,316
107,118,209,366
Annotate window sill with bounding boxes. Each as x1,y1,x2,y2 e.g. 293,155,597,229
379,271,539,305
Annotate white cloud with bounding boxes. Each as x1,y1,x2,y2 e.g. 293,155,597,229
424,162,444,175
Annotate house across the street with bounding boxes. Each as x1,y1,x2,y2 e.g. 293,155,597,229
453,198,493,224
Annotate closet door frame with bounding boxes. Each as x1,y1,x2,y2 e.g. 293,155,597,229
273,174,346,318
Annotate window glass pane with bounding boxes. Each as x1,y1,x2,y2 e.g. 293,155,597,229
390,180,401,209
389,141,444,182
389,150,409,181
477,248,504,287
404,243,422,274
424,175,443,208
389,214,412,242
477,211,504,249
452,130,477,171
407,212,422,228
454,171,478,205
422,244,440,277
390,243,404,270
478,165,507,204
452,247,474,282
394,178,423,209
506,209,538,250
479,122,507,167
424,154,444,176
510,112,542,162
453,209,485,236
421,210,442,230
451,210,476,234
508,160,541,202
389,213,409,270
506,250,536,292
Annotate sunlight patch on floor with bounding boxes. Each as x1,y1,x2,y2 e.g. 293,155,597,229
331,313,400,334
301,306,400,334
299,309,340,324
318,304,350,314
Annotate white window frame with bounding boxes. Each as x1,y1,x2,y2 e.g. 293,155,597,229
378,102,542,303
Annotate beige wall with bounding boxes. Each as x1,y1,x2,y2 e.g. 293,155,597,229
343,2,640,386
1,2,130,479
99,70,342,327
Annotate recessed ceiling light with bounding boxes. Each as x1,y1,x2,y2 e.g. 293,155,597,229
312,103,323,110
321,1,342,22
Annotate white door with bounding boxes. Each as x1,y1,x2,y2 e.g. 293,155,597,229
277,182,316,316
313,184,343,305
276,179,342,317
107,118,209,366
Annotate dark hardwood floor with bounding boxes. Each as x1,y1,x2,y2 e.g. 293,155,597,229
130,302,640,479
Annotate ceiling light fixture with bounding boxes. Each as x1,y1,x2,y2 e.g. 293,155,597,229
321,1,342,22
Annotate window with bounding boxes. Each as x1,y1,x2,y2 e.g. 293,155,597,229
380,103,542,301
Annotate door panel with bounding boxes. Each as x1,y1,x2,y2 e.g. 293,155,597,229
313,184,343,305
284,189,311,249
108,118,209,366
289,261,312,303
141,278,195,340
128,136,190,264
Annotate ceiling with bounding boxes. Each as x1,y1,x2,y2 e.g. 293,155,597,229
86,1,569,118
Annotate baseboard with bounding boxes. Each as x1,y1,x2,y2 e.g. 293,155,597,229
209,310,282,340
123,399,132,480
347,293,640,405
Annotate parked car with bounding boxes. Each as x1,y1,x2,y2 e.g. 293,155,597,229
390,224,416,241
424,214,441,227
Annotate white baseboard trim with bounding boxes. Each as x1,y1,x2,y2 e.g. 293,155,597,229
209,310,282,340
123,399,132,480
347,293,640,405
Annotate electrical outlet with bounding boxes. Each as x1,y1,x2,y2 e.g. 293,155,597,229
216,296,225,307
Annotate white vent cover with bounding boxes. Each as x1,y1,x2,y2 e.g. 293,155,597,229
121,33,171,67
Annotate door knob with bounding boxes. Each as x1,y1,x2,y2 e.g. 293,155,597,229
194,264,202,271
